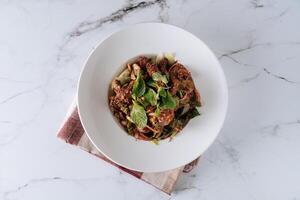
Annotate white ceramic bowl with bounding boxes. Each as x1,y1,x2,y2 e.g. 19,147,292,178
78,23,228,172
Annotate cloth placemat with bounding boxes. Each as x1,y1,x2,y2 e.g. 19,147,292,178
57,106,199,194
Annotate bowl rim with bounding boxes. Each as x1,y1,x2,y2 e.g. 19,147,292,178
77,22,228,172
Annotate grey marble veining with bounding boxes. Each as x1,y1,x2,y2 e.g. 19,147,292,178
0,0,300,199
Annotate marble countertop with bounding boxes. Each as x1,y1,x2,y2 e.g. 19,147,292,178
1,0,300,199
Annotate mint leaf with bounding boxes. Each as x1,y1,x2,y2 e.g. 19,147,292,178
144,88,157,106
161,91,178,109
132,73,145,98
158,87,167,98
137,97,149,108
130,101,147,128
152,72,168,84
146,79,157,88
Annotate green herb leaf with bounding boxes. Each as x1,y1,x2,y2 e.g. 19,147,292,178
158,87,167,98
132,73,145,98
144,88,157,106
146,79,157,88
130,101,147,129
137,97,149,108
154,106,160,116
161,92,178,109
190,108,200,118
152,72,168,84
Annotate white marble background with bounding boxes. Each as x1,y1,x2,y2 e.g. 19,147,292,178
0,0,300,199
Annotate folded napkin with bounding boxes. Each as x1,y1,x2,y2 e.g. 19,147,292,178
57,105,199,194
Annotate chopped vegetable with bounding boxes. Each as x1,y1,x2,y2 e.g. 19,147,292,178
155,54,164,64
116,68,131,85
132,63,141,77
164,53,176,65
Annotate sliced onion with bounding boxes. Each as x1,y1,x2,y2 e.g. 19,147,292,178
164,53,176,65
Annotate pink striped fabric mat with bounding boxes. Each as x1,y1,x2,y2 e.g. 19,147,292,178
57,107,199,194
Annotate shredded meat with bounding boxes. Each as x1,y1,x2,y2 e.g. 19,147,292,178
158,109,174,126
132,128,148,140
137,126,151,133
146,105,156,113
169,63,193,82
158,58,169,74
109,81,134,115
146,62,159,76
137,56,150,68
180,91,194,104
169,63,195,102
149,114,159,127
